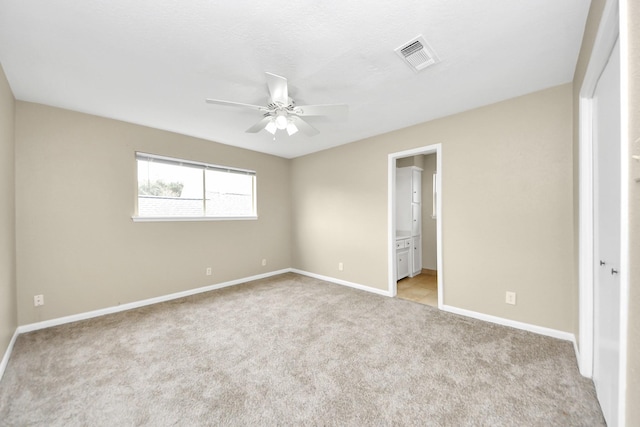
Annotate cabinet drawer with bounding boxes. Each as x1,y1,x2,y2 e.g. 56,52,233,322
396,238,411,250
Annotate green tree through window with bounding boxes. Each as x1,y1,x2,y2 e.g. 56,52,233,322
135,152,256,219
138,180,184,197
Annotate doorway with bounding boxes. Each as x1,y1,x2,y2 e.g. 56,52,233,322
388,144,442,307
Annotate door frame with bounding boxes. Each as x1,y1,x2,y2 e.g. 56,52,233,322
388,144,443,306
578,0,629,423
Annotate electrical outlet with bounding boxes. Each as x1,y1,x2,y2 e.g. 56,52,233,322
261,259,267,266
34,294,44,307
338,262,344,271
206,267,212,276
505,291,516,305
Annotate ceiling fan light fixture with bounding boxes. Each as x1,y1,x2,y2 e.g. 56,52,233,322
265,120,277,135
275,114,288,130
206,72,348,138
286,122,298,136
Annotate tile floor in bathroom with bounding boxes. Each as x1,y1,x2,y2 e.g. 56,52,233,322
396,271,438,307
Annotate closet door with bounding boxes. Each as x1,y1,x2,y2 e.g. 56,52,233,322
593,38,621,427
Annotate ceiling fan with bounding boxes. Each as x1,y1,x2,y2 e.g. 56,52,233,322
206,72,348,137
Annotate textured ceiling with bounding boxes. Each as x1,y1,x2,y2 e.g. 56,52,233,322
0,0,590,158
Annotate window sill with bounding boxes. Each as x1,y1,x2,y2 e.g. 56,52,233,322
132,216,258,222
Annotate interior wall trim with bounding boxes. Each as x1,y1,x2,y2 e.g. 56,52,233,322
290,269,392,297
441,304,577,346
2,269,581,382
292,269,579,353
15,268,292,335
293,269,579,354
0,329,20,382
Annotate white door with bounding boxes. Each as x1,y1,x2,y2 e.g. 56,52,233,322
593,38,621,427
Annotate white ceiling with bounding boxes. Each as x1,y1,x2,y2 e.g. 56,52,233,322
0,0,591,159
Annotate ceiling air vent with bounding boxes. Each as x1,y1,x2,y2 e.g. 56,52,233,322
395,35,440,72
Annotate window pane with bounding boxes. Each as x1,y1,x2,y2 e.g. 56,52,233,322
137,160,204,217
205,170,255,216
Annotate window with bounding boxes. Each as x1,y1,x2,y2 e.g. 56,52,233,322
135,152,256,221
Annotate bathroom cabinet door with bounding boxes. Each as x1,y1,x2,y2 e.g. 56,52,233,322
412,169,422,203
396,250,409,280
411,203,421,236
411,236,422,276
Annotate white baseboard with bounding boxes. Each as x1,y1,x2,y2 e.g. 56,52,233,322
0,329,19,382
291,269,392,297
4,269,579,383
17,269,291,334
572,338,584,373
440,304,576,343
291,271,576,347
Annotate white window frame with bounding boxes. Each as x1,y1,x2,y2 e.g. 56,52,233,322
133,152,257,222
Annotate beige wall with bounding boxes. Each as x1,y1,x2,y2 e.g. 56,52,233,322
15,102,292,325
292,83,574,331
3,3,637,419
421,154,437,270
291,138,389,286
626,0,640,423
396,156,423,169
0,64,16,358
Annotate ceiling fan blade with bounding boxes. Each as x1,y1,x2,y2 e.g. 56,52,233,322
290,116,319,137
245,116,272,133
206,98,267,112
265,72,288,106
294,104,348,118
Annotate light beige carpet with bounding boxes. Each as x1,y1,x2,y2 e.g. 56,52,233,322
0,273,604,426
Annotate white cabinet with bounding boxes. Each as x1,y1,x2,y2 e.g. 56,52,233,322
396,166,423,278
412,236,422,275
412,203,421,236
412,169,422,203
396,168,413,234
396,166,423,234
396,249,409,280
396,237,411,280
